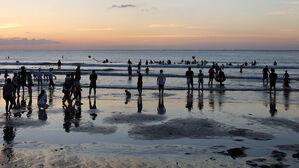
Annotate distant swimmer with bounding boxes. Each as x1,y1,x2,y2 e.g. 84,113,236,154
198,69,204,91
215,69,226,87
269,68,277,92
137,71,143,95
208,66,215,86
186,67,194,91
89,70,98,97
145,66,149,74
157,69,166,95
263,65,270,85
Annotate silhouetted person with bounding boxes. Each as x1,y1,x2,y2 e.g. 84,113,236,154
38,90,48,110
75,66,81,81
4,70,9,79
73,80,82,104
273,60,277,66
269,92,277,116
128,64,132,77
58,59,62,69
269,68,277,92
137,94,143,113
198,69,204,91
263,65,270,85
186,67,194,91
19,66,27,93
157,69,166,95
36,68,43,89
89,70,97,97
3,79,14,113
63,77,72,106
137,72,143,95
157,95,166,115
240,65,243,73
48,68,55,89
283,70,290,88
128,59,132,64
125,90,131,104
27,72,33,96
145,66,149,74
215,69,226,87
12,72,20,98
208,66,214,86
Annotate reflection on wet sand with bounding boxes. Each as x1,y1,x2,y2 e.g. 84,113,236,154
63,99,82,132
185,91,193,112
283,91,290,111
198,92,204,111
217,90,225,111
2,118,16,164
89,96,97,120
208,90,215,112
137,95,143,113
157,95,166,115
269,92,277,117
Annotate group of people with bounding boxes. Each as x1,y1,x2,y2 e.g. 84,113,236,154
3,66,55,113
263,65,290,92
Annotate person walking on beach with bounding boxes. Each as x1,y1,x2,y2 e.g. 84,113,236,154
263,65,270,85
198,69,204,91
137,71,143,95
157,69,166,95
186,67,194,91
48,68,55,89
3,79,15,113
208,66,214,86
269,68,277,92
89,70,97,97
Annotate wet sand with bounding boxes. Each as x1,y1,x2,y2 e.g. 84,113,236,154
0,88,299,167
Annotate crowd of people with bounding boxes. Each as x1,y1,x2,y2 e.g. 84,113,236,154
2,59,292,114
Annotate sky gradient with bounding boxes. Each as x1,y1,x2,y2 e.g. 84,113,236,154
0,0,299,50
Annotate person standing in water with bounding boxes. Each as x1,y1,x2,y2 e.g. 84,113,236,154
137,71,143,95
208,66,214,86
186,67,194,91
89,70,97,97
58,60,62,69
48,68,55,89
263,65,270,85
269,68,277,92
157,69,166,96
198,69,204,91
283,70,290,88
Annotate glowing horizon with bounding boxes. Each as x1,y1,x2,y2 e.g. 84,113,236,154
0,0,299,50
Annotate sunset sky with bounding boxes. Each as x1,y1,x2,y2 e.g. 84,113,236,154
0,0,299,50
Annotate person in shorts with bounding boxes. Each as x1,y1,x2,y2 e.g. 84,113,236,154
157,69,166,95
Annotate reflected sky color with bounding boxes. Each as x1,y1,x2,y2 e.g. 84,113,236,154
0,0,299,49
